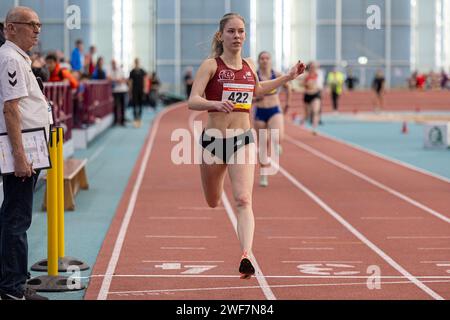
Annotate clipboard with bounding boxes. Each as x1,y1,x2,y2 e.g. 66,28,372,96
0,127,51,175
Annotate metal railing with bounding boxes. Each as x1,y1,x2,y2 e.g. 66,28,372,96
43,80,114,141
77,80,114,126
43,82,74,141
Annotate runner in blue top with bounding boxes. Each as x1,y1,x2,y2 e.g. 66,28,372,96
253,51,291,187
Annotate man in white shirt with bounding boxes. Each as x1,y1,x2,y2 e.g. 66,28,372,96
109,59,128,126
0,6,50,300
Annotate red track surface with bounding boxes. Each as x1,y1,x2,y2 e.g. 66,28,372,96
300,90,450,112
85,102,450,300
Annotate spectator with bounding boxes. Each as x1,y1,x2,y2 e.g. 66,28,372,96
84,45,96,77
0,22,5,47
184,66,194,98
429,70,440,90
109,59,128,125
128,58,147,128
30,52,49,82
70,39,83,72
442,69,449,90
56,50,71,70
0,6,50,300
408,71,417,90
416,72,426,90
345,67,359,91
326,67,345,112
372,69,385,112
45,52,79,89
148,71,160,109
92,56,106,80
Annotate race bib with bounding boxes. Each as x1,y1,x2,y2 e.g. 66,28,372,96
222,83,254,110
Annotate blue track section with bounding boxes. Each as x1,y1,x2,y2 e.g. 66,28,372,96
311,113,450,180
27,107,162,300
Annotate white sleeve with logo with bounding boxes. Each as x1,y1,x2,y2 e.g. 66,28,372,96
0,57,28,103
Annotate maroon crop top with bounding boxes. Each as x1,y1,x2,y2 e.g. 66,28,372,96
204,57,256,113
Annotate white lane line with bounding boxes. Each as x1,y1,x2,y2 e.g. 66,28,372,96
418,248,450,251
148,216,212,220
190,111,276,301
282,261,364,264
273,161,445,300
107,280,450,296
160,247,206,250
142,260,224,263
146,235,217,239
109,285,261,295
268,236,338,239
286,135,450,224
85,130,114,164
221,193,276,300
290,247,335,251
298,125,450,184
88,143,108,163
421,261,450,264
178,206,224,211
256,217,317,220
361,217,424,220
388,236,450,240
88,274,450,279
300,241,362,245
97,104,184,300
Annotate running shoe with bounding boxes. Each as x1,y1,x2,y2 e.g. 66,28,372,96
259,175,268,187
239,258,255,279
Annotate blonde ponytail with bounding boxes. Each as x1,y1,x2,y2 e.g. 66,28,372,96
210,31,224,58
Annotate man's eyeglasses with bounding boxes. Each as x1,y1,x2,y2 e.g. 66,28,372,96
10,21,42,30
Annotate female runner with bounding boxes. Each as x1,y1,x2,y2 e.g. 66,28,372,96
253,51,291,187
188,13,305,278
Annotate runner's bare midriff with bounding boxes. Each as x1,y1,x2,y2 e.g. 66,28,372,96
254,93,281,108
305,78,320,95
206,112,251,136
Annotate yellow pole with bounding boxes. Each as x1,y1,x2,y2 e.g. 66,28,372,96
57,127,65,258
47,129,58,276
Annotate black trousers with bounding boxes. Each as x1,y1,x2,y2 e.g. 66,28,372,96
131,91,143,121
332,91,340,111
0,172,40,296
113,92,126,125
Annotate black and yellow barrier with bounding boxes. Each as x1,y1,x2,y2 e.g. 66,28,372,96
28,127,89,292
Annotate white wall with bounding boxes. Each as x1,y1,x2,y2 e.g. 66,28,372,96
253,0,276,63
443,0,450,70
413,0,438,72
90,0,156,75
131,0,156,73
253,0,316,72
91,0,114,69
291,0,315,66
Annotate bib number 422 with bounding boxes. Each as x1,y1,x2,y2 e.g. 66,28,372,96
228,92,249,104
222,83,254,110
